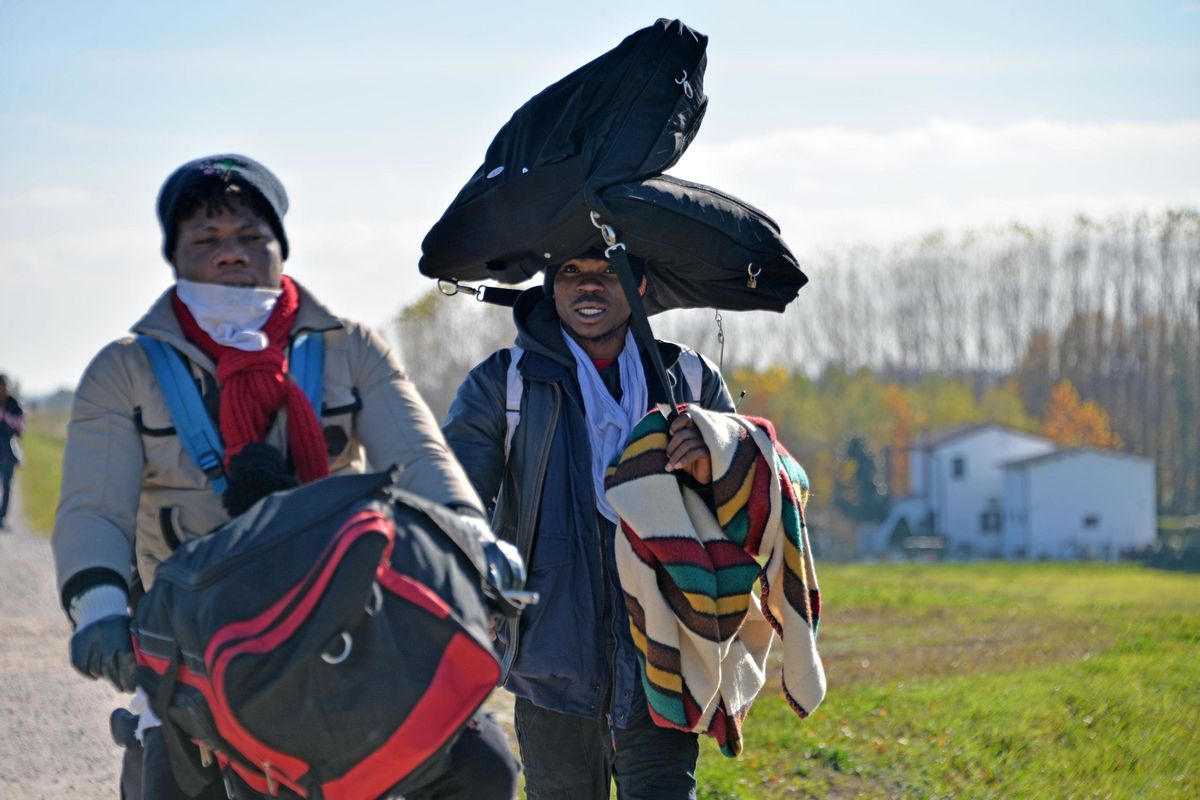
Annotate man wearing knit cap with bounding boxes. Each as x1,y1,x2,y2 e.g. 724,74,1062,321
443,252,734,799
52,154,521,799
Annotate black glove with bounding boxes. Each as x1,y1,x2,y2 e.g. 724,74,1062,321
456,513,536,617
484,538,527,595
69,615,137,692
483,537,539,618
222,443,299,517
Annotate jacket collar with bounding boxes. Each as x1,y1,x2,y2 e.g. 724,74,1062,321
132,279,343,371
511,287,683,381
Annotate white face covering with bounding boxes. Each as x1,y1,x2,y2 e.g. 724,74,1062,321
175,279,283,352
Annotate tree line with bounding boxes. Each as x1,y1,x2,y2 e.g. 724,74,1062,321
396,209,1200,518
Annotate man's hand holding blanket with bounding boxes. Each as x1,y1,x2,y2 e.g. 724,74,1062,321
605,406,826,757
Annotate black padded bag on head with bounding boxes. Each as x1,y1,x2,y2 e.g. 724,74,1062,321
420,18,708,285
132,470,500,800
594,175,807,314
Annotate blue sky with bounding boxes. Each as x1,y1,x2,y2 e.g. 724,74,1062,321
2,1,1198,392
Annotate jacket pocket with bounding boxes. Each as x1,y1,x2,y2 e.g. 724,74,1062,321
320,387,361,463
529,534,569,573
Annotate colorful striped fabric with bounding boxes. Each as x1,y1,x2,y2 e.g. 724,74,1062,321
605,406,826,757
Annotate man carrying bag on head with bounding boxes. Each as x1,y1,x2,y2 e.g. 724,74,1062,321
443,249,734,799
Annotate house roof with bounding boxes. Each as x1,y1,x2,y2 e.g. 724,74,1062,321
911,423,1051,452
1002,448,1153,470
910,423,995,451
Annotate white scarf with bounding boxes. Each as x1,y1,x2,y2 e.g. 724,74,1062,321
175,279,282,352
562,327,649,523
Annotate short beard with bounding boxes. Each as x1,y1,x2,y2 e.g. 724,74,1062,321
566,322,624,344
562,312,631,349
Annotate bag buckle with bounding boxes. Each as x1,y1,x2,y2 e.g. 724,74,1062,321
746,263,761,289
197,451,225,482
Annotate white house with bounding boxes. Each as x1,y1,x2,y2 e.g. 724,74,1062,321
875,424,1056,557
871,424,1157,561
1001,449,1156,560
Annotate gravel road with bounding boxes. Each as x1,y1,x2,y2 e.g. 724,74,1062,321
0,483,125,798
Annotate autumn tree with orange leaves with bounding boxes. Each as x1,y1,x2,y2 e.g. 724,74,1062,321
1040,379,1123,449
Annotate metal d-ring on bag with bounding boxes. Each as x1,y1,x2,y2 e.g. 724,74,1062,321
321,632,353,665
320,581,384,665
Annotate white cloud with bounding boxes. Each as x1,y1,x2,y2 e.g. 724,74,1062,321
678,118,1200,251
5,117,1199,394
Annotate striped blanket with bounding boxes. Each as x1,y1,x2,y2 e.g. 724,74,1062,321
605,406,825,757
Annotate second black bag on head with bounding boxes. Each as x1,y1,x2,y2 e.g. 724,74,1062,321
132,470,500,800
420,18,708,285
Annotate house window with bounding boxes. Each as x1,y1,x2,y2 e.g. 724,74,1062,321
1083,514,1100,529
981,498,1003,533
952,456,966,480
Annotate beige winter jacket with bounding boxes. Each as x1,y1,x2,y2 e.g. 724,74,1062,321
52,282,482,602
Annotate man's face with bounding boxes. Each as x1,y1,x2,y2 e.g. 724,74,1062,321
171,198,284,288
552,257,638,348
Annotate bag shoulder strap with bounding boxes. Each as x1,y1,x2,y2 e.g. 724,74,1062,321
502,342,702,453
290,332,325,414
136,336,228,495
136,333,326,496
504,346,524,459
678,347,703,403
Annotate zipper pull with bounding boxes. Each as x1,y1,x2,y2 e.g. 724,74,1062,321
197,742,214,768
264,761,277,796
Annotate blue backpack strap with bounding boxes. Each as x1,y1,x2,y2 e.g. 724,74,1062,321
289,332,325,415
136,336,228,495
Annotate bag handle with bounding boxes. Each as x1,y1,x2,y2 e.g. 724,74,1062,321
151,651,219,796
590,212,678,411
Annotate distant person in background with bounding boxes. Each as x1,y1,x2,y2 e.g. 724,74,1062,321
0,374,25,530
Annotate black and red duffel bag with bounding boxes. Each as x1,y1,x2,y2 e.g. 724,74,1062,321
132,470,500,799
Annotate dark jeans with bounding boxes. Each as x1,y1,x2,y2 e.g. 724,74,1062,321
514,696,699,800
0,462,13,524
124,712,518,800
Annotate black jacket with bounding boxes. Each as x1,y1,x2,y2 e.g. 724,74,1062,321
443,289,733,722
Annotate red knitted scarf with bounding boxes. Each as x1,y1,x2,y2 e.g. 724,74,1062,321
172,276,329,484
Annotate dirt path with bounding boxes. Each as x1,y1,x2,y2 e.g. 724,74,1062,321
0,482,125,798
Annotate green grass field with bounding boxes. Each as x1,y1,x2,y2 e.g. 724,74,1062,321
17,408,67,536
12,412,1198,798
697,562,1200,799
